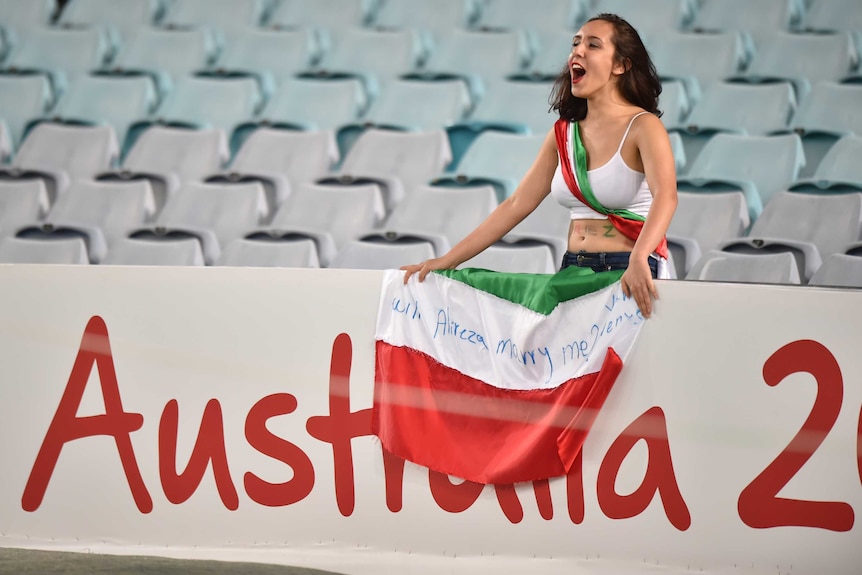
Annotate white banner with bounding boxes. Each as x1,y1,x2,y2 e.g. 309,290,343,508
0,265,860,575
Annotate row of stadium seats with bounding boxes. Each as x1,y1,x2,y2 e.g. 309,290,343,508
1,24,859,104
1,70,859,173
0,122,860,283
3,0,860,41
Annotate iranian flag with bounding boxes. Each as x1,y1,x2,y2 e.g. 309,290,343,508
372,266,646,485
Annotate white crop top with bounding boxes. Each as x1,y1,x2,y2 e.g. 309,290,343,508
551,112,653,220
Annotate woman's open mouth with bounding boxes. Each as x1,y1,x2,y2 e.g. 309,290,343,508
571,64,586,84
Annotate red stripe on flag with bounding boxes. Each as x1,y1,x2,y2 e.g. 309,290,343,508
372,341,623,484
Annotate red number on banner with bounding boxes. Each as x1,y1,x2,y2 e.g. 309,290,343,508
738,340,854,531
857,404,862,487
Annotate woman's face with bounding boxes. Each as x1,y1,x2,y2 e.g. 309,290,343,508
567,19,626,98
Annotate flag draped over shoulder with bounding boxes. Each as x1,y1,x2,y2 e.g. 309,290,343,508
372,266,647,485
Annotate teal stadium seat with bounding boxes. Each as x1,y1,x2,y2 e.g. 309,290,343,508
739,32,858,99
690,0,804,43
477,0,586,34
803,0,862,33
678,81,795,169
791,83,862,177
2,27,110,97
108,27,218,99
268,0,377,35
49,74,157,154
591,0,696,37
0,0,55,44
373,0,480,40
212,27,319,89
677,133,805,221
160,0,270,39
56,0,160,43
248,77,367,134
791,135,862,191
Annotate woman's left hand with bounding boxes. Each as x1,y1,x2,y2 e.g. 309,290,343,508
620,255,658,318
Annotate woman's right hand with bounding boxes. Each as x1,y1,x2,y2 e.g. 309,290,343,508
400,257,454,284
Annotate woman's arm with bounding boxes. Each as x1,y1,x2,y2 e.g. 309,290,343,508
402,128,560,283
621,113,679,317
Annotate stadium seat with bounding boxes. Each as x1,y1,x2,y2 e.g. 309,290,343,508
102,236,204,265
809,254,862,288
160,0,269,35
255,182,385,266
306,28,425,100
658,79,691,132
502,195,571,266
329,237,436,270
803,0,862,33
462,242,557,274
211,27,319,86
56,0,159,41
132,75,261,146
109,27,218,98
353,78,471,132
690,0,803,40
22,179,156,263
677,133,805,221
373,0,480,39
649,32,748,94
790,83,862,177
2,123,118,203
0,74,53,153
477,0,585,34
249,77,367,133
0,0,55,41
717,190,862,281
362,184,498,256
413,29,532,101
526,29,579,79
740,32,858,98
209,128,340,212
436,131,545,201
459,78,557,136
1,27,110,97
49,74,157,154
0,236,89,264
267,0,375,34
0,179,49,238
97,126,229,212
687,250,801,285
590,0,697,37
216,237,321,268
141,181,268,264
666,191,749,277
320,129,453,212
678,81,795,167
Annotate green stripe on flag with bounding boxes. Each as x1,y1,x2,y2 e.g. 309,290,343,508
434,266,624,315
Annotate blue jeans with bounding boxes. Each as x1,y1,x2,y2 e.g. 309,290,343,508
560,251,659,278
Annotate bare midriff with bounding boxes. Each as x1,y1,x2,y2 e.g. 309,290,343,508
567,218,636,253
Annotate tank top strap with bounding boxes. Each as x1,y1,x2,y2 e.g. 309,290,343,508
616,111,650,154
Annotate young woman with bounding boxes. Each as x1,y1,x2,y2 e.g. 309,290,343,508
401,13,677,318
